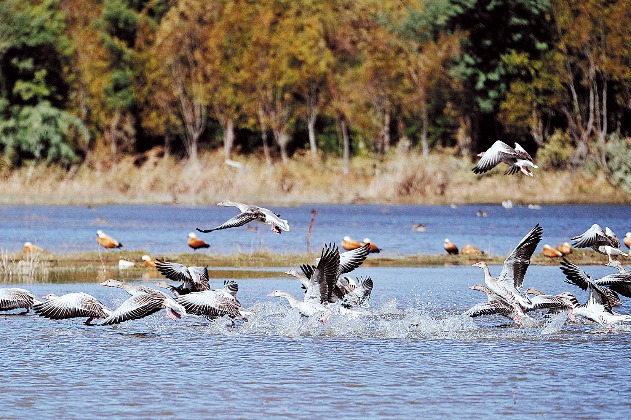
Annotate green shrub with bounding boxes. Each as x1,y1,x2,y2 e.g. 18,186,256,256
536,129,573,169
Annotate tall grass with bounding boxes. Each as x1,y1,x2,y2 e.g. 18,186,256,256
0,147,628,205
0,249,50,282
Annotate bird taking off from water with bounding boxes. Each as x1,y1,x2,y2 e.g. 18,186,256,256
472,140,538,177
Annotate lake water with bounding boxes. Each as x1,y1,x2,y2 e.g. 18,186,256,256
1,204,631,418
2,265,631,418
0,203,630,256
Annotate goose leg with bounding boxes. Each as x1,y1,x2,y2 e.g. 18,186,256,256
84,317,95,325
567,308,576,322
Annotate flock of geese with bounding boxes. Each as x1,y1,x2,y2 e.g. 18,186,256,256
3,187,631,331
466,223,631,329
1,201,377,326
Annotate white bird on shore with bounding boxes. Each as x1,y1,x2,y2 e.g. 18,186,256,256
473,140,538,177
197,200,289,235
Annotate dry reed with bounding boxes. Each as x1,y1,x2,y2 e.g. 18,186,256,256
0,148,628,205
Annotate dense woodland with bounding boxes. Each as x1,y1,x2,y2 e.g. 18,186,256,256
1,0,631,188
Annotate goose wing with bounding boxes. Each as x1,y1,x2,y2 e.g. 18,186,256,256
176,290,242,318
338,243,370,276
464,301,513,318
513,142,534,161
572,224,610,248
473,141,515,174
196,212,261,233
0,288,39,310
305,243,340,304
497,224,543,288
560,259,625,307
187,266,210,291
586,281,615,314
155,260,208,291
34,293,110,320
341,276,373,308
100,294,164,325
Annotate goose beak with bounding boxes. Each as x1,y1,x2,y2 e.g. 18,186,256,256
266,291,275,296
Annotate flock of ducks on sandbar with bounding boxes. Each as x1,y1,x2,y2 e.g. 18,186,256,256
4,194,631,332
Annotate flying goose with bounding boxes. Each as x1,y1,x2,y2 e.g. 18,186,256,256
33,293,112,325
196,200,289,235
472,140,538,177
0,288,43,314
175,287,246,320
472,224,543,311
571,224,628,262
556,289,631,329
560,258,631,305
99,279,186,325
154,259,210,294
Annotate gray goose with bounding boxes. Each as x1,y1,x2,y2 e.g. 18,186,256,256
100,279,186,325
269,243,339,319
472,140,538,177
154,260,210,294
197,200,289,235
560,258,631,306
0,287,42,314
572,224,628,262
176,283,246,320
556,289,631,329
472,224,543,313
33,293,112,325
290,242,371,304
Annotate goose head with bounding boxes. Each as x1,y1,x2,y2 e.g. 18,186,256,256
100,278,123,287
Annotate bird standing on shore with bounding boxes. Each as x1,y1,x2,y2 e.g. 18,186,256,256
96,230,123,249
444,238,459,255
472,140,538,177
197,200,289,235
23,242,43,253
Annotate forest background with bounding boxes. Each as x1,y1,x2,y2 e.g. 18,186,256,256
1,0,631,205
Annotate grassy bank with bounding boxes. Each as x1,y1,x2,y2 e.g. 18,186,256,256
0,248,618,284
0,148,629,205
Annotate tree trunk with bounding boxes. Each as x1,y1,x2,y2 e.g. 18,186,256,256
340,115,350,175
274,128,289,163
306,88,318,158
257,106,272,166
307,107,317,158
222,117,234,161
420,100,429,157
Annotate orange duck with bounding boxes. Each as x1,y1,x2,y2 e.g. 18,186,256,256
362,238,381,253
96,230,123,249
444,238,459,255
188,232,210,251
342,236,363,251
142,255,156,268
542,244,563,258
461,244,483,255
557,242,572,255
23,242,43,253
